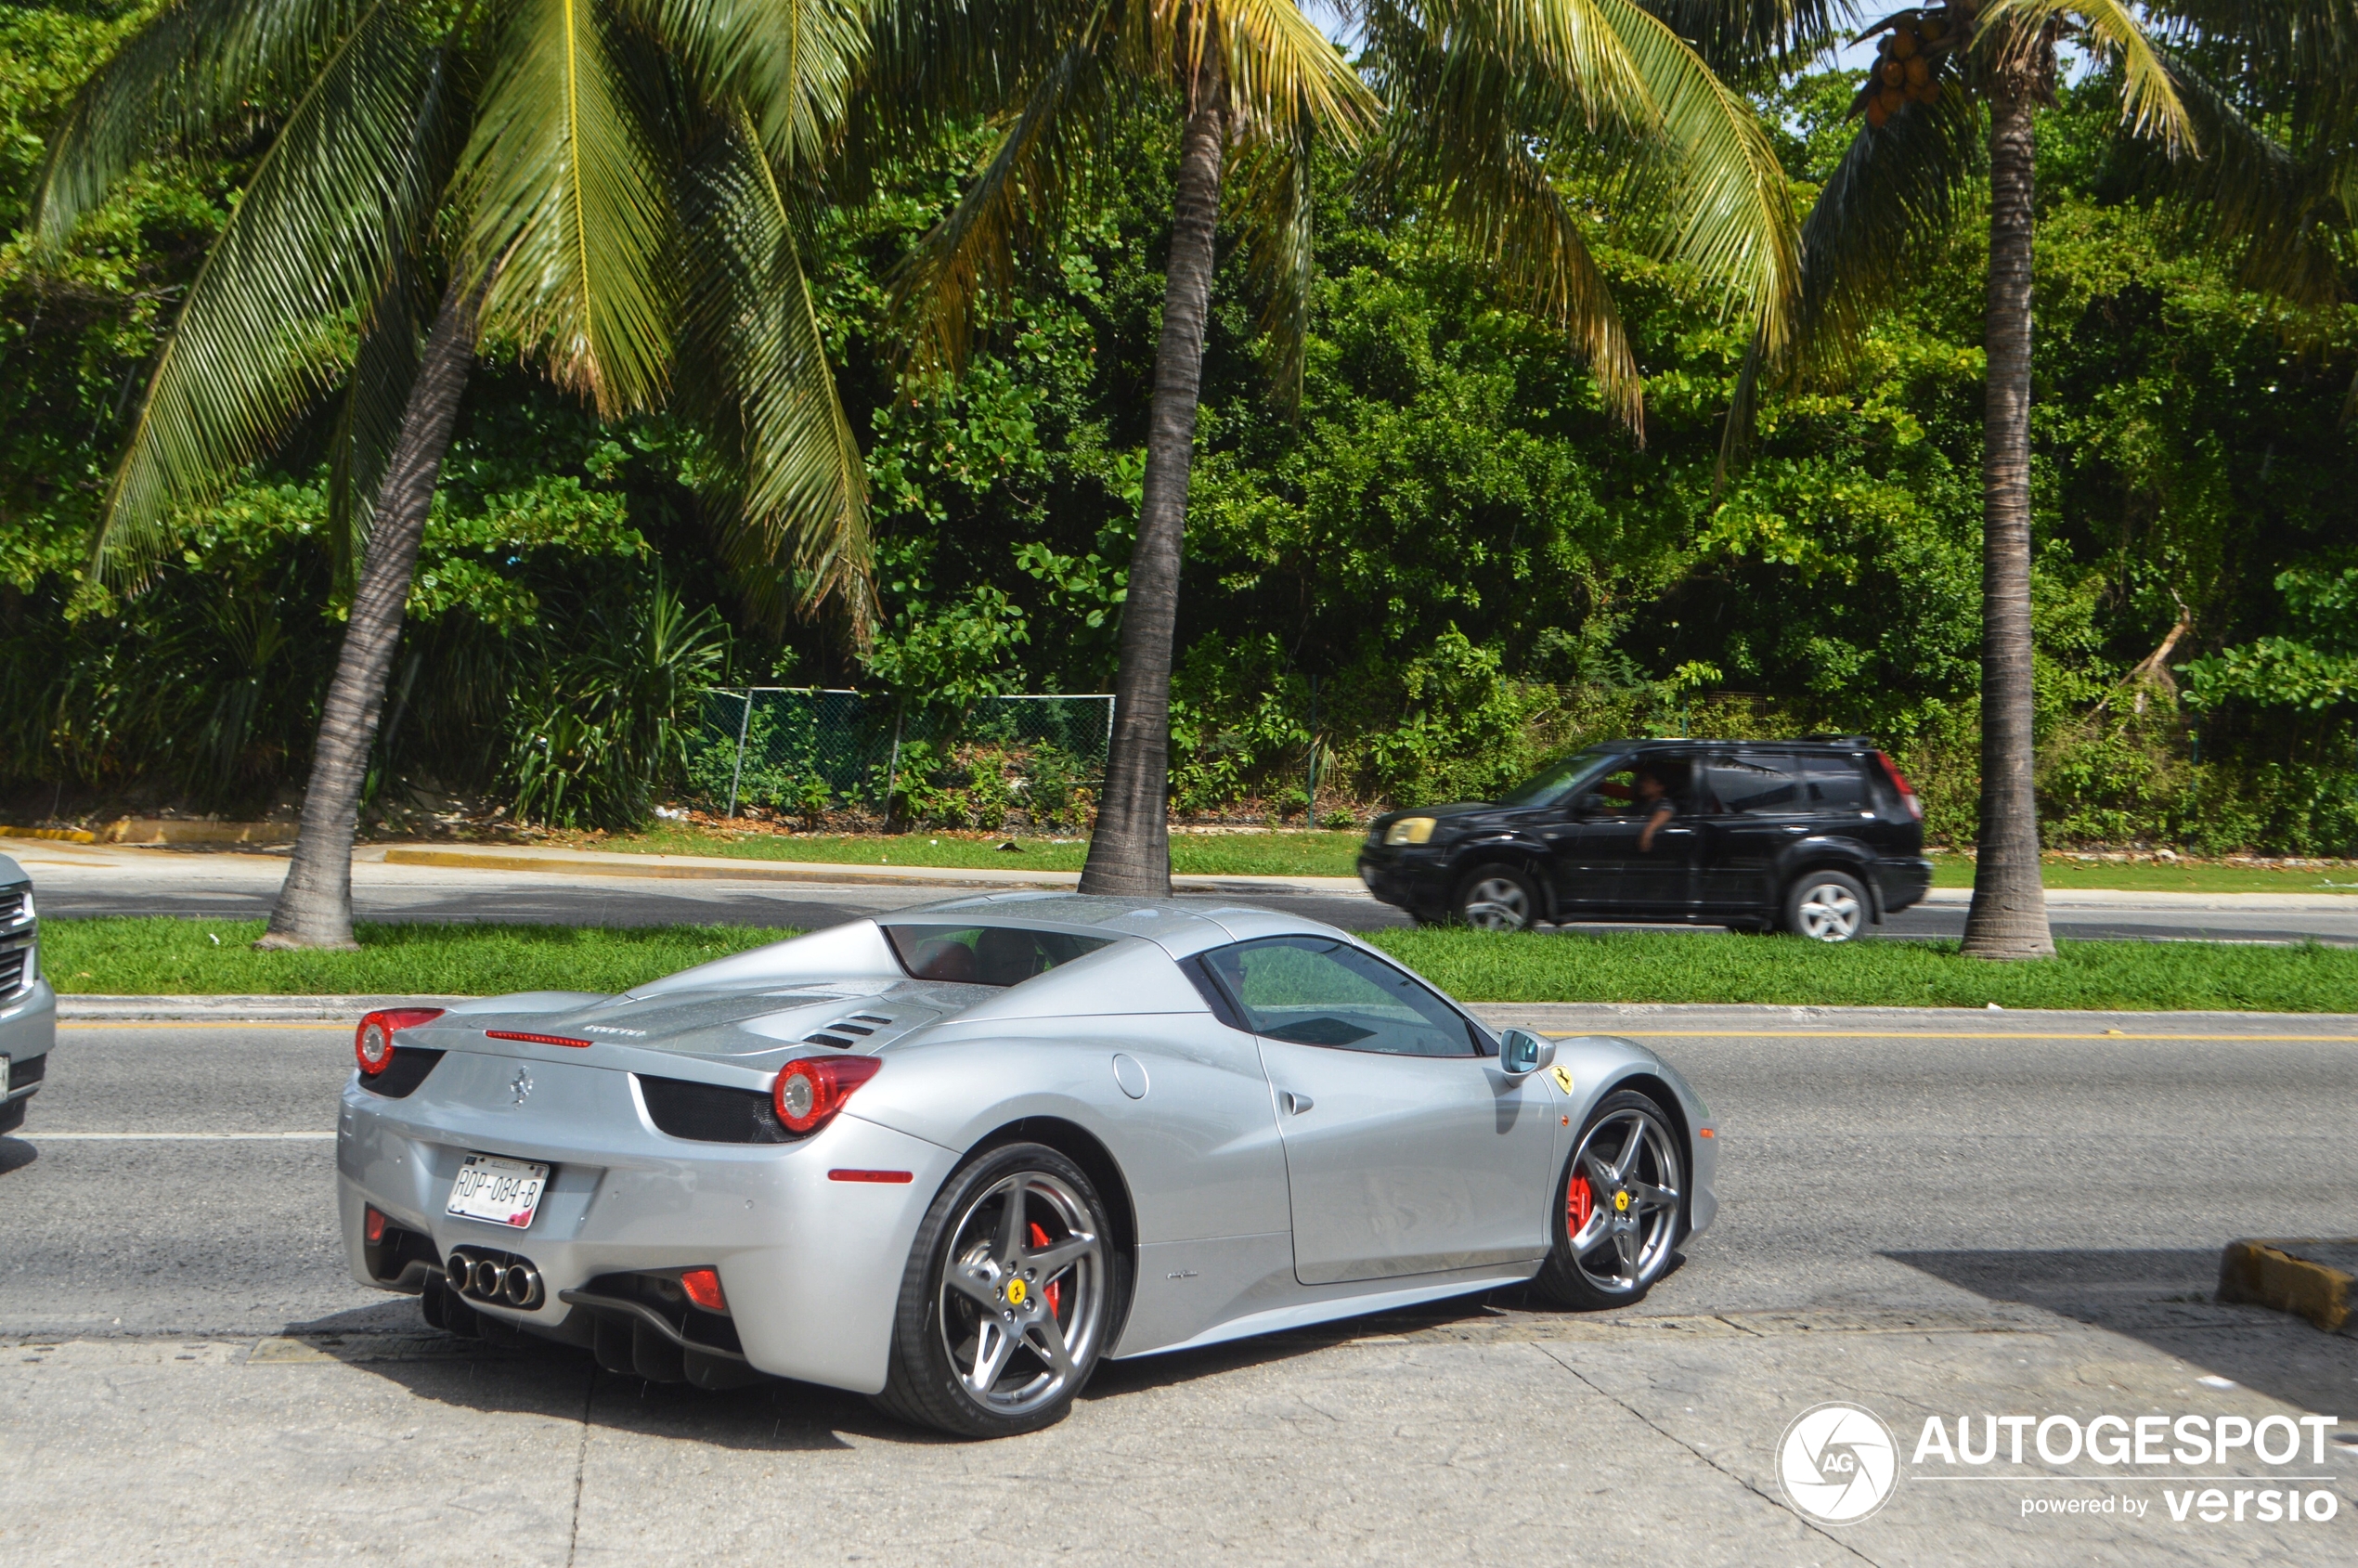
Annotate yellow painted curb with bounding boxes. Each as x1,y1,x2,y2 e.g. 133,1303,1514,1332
0,825,97,843
2217,1238,2356,1334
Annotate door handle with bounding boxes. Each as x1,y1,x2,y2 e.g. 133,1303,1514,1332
1782,824,1807,833
1281,1090,1315,1116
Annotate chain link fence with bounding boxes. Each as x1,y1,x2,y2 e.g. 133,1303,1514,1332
688,690,1114,830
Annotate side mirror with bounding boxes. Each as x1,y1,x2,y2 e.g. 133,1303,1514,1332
1500,1028,1556,1078
1571,792,1606,819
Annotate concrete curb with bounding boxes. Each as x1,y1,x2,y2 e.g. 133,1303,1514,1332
378,843,1369,898
59,994,471,1022
1921,887,2358,910
2217,1238,2358,1334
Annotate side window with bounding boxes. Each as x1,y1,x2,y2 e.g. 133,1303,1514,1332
1202,938,1479,1058
1578,766,1643,816
1706,755,1805,815
1804,757,1868,811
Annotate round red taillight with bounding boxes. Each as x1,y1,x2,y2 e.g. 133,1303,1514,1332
771,1055,884,1135
354,1007,447,1077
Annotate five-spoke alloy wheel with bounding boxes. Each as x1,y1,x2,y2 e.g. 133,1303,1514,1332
1781,870,1869,942
1534,1090,1683,1310
878,1142,1117,1437
1454,862,1541,931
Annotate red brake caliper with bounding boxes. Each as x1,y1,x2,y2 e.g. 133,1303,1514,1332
1566,1170,1594,1236
1030,1222,1062,1315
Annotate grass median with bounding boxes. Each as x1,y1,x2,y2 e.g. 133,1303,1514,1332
566,824,2358,895
41,916,2358,1011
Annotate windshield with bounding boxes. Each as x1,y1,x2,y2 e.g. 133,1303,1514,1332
881,925,1115,988
1496,747,1626,809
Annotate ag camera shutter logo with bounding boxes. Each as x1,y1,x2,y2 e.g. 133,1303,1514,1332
1780,1402,1901,1523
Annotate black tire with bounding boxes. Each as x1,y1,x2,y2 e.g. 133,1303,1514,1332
1453,862,1543,931
1781,869,1870,942
1532,1090,1684,1311
875,1142,1121,1438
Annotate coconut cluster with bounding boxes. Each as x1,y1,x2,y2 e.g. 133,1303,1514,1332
1855,8,1956,130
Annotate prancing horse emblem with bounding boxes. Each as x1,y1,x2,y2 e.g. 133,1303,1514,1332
511,1068,533,1105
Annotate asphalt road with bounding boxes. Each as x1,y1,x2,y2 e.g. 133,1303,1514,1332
4,1013,2354,1562
7,1013,2355,1342
16,841,2358,944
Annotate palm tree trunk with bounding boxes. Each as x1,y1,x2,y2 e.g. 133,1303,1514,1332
258,272,483,949
1961,62,2054,960
1078,47,1228,898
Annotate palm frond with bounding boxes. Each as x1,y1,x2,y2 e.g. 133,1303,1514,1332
1594,0,1801,354
30,0,365,254
1719,79,1979,471
2120,42,2350,313
1231,115,1318,411
1360,0,1651,425
89,1,441,586
630,0,871,175
460,0,679,414
1633,0,1856,75
678,107,875,638
1980,0,2192,150
1217,0,1379,146
886,32,1113,377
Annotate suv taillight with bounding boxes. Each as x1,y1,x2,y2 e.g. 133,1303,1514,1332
1872,752,1923,822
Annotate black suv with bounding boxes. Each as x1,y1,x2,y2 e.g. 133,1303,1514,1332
1357,739,1933,940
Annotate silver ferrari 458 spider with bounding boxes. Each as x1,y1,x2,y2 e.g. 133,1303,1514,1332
340,896,1718,1436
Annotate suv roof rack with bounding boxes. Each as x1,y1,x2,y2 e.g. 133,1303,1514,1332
1800,733,1877,746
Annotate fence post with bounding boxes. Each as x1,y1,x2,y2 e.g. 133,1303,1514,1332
725,688,753,819
884,706,904,828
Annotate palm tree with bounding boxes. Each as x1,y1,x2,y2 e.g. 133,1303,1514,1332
1731,0,2354,958
873,0,1809,895
30,0,875,947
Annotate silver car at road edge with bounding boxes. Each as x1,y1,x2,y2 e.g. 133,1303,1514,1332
339,895,1718,1436
0,852,54,1138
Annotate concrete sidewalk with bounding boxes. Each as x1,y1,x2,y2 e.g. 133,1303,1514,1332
5,1299,2352,1564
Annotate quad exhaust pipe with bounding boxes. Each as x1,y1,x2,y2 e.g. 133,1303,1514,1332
445,1249,543,1311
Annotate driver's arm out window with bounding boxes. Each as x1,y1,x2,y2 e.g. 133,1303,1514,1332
1203,938,1478,1057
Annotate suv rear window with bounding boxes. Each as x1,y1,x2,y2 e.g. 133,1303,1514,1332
1802,756,1867,810
881,925,1115,987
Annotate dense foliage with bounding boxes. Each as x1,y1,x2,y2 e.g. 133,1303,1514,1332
3,6,2353,849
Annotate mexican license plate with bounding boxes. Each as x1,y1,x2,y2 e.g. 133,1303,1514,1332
446,1154,550,1229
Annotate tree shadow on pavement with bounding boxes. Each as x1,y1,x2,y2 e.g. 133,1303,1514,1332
1885,1247,2358,1417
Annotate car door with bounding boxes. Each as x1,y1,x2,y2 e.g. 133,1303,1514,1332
1200,937,1559,1287
1696,752,1810,911
1559,755,1702,913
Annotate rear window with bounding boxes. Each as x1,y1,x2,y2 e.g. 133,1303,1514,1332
881,925,1116,988
1803,756,1867,810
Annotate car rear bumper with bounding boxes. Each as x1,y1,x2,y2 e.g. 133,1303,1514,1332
1875,856,1935,914
338,1056,958,1395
